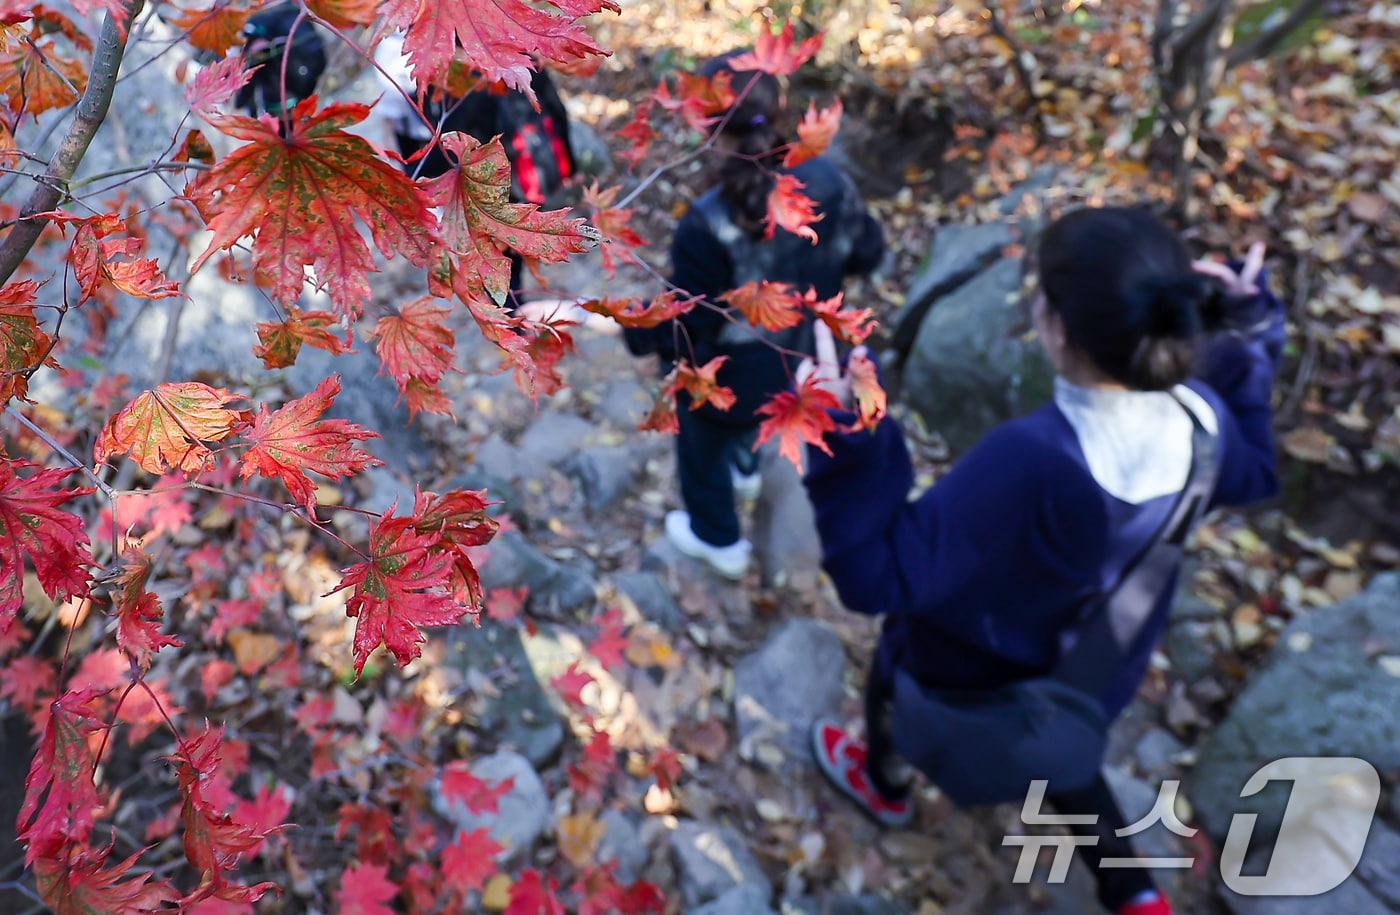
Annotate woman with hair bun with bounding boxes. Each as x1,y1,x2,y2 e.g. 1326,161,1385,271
629,53,886,580
802,207,1283,915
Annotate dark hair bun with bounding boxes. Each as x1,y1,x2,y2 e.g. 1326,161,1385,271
1138,275,1207,339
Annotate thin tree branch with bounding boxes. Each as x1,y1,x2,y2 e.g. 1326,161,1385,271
0,0,146,286
1226,0,1326,68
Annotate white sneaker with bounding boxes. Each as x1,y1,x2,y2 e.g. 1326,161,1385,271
664,510,751,580
731,466,763,501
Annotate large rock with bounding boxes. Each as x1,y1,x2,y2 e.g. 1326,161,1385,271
733,620,847,766
695,884,777,915
564,444,645,510
596,809,647,884
902,257,1054,452
1189,574,1400,843
610,571,682,630
480,530,597,614
452,622,565,767
891,221,1017,356
432,751,549,861
751,451,822,590
670,821,769,907
517,411,597,467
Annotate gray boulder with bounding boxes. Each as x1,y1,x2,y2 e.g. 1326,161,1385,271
695,884,777,915
892,221,1017,356
597,809,647,884
610,571,682,630
564,444,645,510
902,256,1054,452
751,452,822,590
1220,814,1400,914
670,821,768,907
1188,574,1400,842
453,622,565,767
568,120,613,180
432,751,549,861
734,619,847,766
480,530,597,614
518,410,596,467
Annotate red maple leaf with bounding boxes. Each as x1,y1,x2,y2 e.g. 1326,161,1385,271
386,0,615,102
0,460,92,628
847,350,888,431
200,659,237,700
170,726,280,904
756,378,842,469
34,844,177,914
186,54,254,120
231,783,293,858
45,212,181,306
637,387,678,435
669,356,736,412
729,20,822,75
587,607,628,670
654,70,735,132
238,375,382,514
765,174,823,243
583,182,646,276
335,861,399,915
648,746,682,793
425,132,591,308
369,297,456,401
442,827,503,895
567,730,616,799
440,761,514,815
18,688,107,864
580,290,699,329
784,98,842,168
550,661,593,708
485,585,528,624
112,549,183,669
616,98,656,169
505,869,566,915
806,290,875,345
336,803,399,864
0,654,54,710
721,280,804,331
410,487,499,612
253,308,352,370
331,514,465,676
209,598,260,642
188,98,439,317
94,382,243,474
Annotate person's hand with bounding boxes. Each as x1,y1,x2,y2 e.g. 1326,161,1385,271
797,321,858,409
1193,241,1266,297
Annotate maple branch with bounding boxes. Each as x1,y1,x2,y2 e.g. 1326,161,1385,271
0,0,145,286
4,405,115,499
66,160,209,191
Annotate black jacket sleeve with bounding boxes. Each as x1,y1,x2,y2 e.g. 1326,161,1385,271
837,173,885,277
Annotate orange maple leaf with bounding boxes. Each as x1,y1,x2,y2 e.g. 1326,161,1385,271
721,280,803,331
784,99,842,168
94,382,243,474
188,98,440,318
847,350,887,431
112,550,182,670
654,70,735,132
765,174,823,243
806,290,875,345
0,279,52,404
173,3,255,55
581,290,698,329
755,378,841,469
729,20,822,76
253,307,352,369
669,356,736,412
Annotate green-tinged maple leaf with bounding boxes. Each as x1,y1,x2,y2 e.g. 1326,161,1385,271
755,378,841,469
253,307,352,369
18,688,107,864
34,845,178,915
0,279,51,404
94,382,242,474
0,461,93,628
238,375,381,514
424,132,592,307
188,97,439,317
330,514,466,676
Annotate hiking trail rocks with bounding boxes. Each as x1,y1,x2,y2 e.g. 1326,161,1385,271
733,619,847,768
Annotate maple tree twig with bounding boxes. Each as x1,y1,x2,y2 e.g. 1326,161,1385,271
5,405,115,499
0,0,146,286
66,160,209,191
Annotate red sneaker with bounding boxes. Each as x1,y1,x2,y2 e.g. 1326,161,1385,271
810,719,914,828
1117,890,1172,915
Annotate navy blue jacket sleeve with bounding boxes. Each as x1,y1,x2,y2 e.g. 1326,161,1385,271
1195,274,1285,508
803,416,1105,622
636,208,731,362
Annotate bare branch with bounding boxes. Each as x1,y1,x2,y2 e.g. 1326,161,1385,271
0,0,146,285
1226,0,1326,68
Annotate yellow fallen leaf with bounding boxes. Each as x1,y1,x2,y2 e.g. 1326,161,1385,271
558,813,606,868
228,630,281,675
1281,427,1336,464
482,873,512,911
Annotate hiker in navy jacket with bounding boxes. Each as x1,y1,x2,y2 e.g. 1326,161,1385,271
804,208,1282,915
627,54,885,579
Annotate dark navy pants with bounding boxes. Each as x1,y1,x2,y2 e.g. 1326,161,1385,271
675,407,758,547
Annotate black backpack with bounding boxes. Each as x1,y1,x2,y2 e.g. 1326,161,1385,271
235,3,327,118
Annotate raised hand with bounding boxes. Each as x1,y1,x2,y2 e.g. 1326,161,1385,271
797,320,859,409
1193,240,1266,297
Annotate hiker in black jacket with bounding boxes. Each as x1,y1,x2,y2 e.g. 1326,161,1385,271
629,53,884,579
